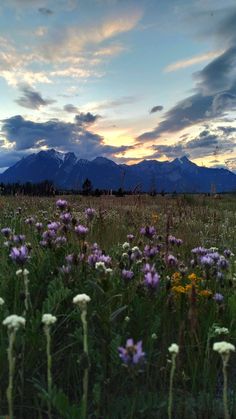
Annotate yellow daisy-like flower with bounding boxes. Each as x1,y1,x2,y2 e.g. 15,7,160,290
188,273,197,281
151,213,159,223
172,272,182,283
198,289,213,297
172,285,186,294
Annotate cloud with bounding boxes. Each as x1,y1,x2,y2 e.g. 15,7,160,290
138,8,236,142
150,105,164,114
41,10,142,60
38,7,53,16
94,96,138,110
164,50,223,72
63,104,79,113
150,127,235,160
15,85,56,109
0,114,132,166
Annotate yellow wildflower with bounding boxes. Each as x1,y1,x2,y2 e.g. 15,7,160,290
198,289,213,298
172,285,186,294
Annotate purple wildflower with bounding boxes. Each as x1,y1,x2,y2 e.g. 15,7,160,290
200,255,214,267
48,222,61,231
1,227,12,238
60,212,72,224
144,271,160,289
85,208,96,220
75,225,89,236
12,234,26,244
127,234,135,242
167,254,178,267
118,339,145,365
25,217,35,225
224,249,233,258
10,245,29,265
35,222,43,232
217,256,229,270
122,269,134,281
191,247,208,256
56,199,68,211
140,226,156,239
213,293,224,302
143,245,158,258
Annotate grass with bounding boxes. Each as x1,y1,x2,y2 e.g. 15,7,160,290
0,194,235,418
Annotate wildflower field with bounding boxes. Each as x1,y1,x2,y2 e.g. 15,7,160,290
0,194,236,419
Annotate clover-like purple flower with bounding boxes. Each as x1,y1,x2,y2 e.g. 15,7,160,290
75,225,89,236
118,338,145,365
10,245,29,265
122,269,134,281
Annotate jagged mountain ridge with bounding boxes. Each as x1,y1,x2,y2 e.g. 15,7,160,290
1,149,236,192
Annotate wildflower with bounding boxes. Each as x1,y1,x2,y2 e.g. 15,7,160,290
1,227,12,238
213,341,235,355
213,293,224,302
125,316,130,322
95,261,106,271
144,267,160,290
3,314,25,331
12,234,25,243
85,208,96,220
122,242,130,250
118,338,145,365
25,217,35,225
199,289,212,298
48,221,60,231
167,255,178,267
143,244,159,258
140,226,156,239
127,234,134,242
168,343,179,354
217,256,229,270
9,245,29,265
122,269,134,281
0,297,5,305
42,314,57,326
200,255,214,267
172,285,186,294
35,222,43,231
213,327,229,336
73,293,91,310
56,199,68,210
224,249,234,258
60,212,72,224
151,333,157,340
75,225,89,236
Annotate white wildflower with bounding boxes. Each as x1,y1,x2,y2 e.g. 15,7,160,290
73,294,91,305
95,261,106,270
3,314,25,331
168,343,179,354
213,341,235,355
122,242,130,250
214,327,229,336
42,314,57,326
0,297,5,306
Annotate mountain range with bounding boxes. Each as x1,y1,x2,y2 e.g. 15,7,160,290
0,149,236,193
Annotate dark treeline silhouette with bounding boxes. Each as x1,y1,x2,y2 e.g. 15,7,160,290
0,180,57,196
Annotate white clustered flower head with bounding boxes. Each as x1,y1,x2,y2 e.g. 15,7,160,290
42,314,57,326
105,268,113,274
73,293,91,306
3,314,25,331
121,252,128,259
122,242,130,250
168,343,179,354
132,246,140,252
95,261,106,270
214,327,229,336
16,269,23,276
0,297,5,306
213,341,235,355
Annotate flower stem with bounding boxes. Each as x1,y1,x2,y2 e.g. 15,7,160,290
7,330,16,419
168,354,176,419
81,308,89,419
45,326,52,419
222,354,230,419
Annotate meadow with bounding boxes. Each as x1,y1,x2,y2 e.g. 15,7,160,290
0,193,236,418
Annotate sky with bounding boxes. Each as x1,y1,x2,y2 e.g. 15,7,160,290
0,0,236,172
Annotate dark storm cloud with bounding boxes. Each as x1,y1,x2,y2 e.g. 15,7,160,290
138,8,236,142
38,7,53,16
63,104,79,113
0,114,132,166
75,112,100,125
150,105,164,114
150,128,235,160
15,85,56,110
